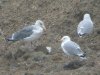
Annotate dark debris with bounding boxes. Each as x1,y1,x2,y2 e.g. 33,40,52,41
63,60,86,70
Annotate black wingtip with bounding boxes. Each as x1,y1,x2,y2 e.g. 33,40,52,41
80,53,86,57
78,33,87,37
5,36,15,42
78,33,83,37
5,37,11,41
79,53,87,60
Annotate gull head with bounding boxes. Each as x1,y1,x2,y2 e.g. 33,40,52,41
61,36,71,42
35,20,46,31
83,13,91,20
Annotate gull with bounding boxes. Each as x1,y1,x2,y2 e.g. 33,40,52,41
77,13,94,37
6,20,46,47
61,36,86,59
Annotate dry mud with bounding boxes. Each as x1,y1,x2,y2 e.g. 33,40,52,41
0,0,100,75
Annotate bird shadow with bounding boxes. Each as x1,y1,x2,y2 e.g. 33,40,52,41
63,60,86,70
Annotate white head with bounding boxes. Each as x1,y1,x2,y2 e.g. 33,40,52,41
61,36,71,42
83,13,91,20
35,20,46,30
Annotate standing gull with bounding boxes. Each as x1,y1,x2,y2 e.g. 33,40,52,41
6,20,46,44
77,13,94,37
61,36,86,59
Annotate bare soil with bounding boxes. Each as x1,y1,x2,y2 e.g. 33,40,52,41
0,0,100,75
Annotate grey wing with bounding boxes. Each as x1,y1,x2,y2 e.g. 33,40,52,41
77,20,93,34
63,41,83,56
13,26,34,41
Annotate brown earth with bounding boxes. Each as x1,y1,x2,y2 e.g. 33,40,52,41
0,0,100,75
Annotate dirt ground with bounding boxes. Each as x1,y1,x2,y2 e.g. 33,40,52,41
0,0,100,75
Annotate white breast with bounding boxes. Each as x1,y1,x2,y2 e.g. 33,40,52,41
23,27,43,41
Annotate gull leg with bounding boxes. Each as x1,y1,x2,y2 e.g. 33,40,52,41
27,41,37,51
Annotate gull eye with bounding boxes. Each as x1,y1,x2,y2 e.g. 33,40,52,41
39,22,42,25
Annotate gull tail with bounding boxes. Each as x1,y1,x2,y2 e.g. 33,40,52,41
79,53,87,60
78,33,86,37
5,38,13,41
78,33,84,37
5,36,15,42
78,34,83,37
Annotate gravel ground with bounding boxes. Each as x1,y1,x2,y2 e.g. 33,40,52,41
0,0,100,75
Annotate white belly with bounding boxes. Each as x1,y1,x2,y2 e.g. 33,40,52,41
23,32,42,41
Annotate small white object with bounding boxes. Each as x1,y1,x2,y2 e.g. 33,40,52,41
0,29,3,35
77,13,94,37
61,36,86,59
46,46,52,53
